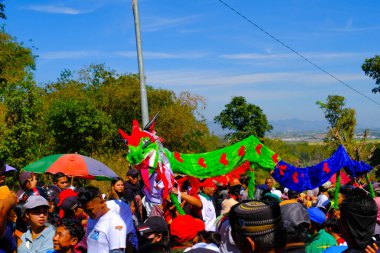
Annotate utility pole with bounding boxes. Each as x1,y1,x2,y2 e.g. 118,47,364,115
132,0,149,127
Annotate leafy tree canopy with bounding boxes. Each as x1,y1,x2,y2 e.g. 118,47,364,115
0,31,35,88
0,75,44,168
214,96,272,143
362,55,380,93
317,95,356,156
0,0,5,20
43,64,218,154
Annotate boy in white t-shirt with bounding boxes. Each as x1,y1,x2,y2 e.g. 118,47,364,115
78,186,126,253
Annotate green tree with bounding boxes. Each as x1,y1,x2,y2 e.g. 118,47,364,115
318,95,377,175
0,31,35,88
317,95,357,156
0,0,5,20
46,97,116,155
0,75,44,168
44,64,218,154
214,96,272,143
362,55,380,93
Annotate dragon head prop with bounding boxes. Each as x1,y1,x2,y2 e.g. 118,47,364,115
119,114,175,204
118,114,163,169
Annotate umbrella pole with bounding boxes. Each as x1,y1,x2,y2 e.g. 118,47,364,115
333,170,341,209
71,176,74,187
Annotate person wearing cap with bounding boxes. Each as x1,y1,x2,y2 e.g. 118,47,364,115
198,178,217,232
57,189,87,224
280,189,310,252
125,168,143,223
57,194,88,253
170,214,206,253
49,219,85,253
17,172,38,200
316,182,331,208
137,216,169,247
324,188,378,253
305,207,336,253
229,199,286,253
18,195,56,252
77,186,127,253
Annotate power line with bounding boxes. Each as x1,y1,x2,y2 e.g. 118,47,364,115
217,0,380,107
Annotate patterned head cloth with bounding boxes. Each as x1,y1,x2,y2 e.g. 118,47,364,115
229,200,282,237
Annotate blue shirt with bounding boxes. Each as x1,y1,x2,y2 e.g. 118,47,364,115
0,221,16,252
18,225,55,253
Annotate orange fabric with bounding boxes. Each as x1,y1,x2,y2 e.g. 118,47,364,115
47,154,88,177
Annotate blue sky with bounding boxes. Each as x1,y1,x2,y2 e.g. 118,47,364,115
3,0,380,129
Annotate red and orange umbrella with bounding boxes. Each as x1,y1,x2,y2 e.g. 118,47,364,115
24,154,118,181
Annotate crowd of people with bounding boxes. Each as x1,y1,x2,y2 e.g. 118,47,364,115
0,160,380,253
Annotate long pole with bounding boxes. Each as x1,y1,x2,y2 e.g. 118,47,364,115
132,0,149,127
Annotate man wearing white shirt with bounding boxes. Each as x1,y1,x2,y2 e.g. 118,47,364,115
106,199,138,250
198,179,217,232
78,186,126,253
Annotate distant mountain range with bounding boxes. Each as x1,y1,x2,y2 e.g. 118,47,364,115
270,118,328,132
207,118,328,136
207,118,376,137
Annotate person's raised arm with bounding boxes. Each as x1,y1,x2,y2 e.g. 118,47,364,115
172,187,202,209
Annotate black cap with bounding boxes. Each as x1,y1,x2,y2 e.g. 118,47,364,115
127,168,139,177
137,216,168,235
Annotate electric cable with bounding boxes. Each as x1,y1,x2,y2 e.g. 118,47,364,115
217,0,380,106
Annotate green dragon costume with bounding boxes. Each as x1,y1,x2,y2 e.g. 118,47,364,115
119,117,280,204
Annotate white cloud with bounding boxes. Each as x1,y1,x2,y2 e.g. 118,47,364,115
142,15,199,32
147,69,367,89
40,50,207,60
40,51,103,59
25,5,91,15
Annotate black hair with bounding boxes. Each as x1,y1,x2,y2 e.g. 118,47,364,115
287,190,299,199
53,172,67,183
228,184,243,198
14,204,28,233
286,223,309,244
77,186,102,205
310,219,325,232
199,230,221,247
60,219,85,243
325,217,340,234
319,186,328,193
